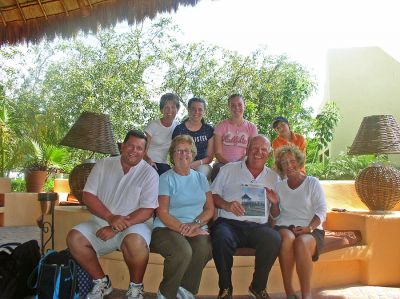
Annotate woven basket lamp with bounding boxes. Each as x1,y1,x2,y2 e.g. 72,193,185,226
348,115,400,211
60,111,119,203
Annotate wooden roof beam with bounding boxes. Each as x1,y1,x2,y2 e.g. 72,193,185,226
59,0,70,16
37,0,48,19
15,0,27,23
77,0,90,16
0,10,6,26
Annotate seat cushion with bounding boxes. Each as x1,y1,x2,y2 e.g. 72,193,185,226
233,230,362,256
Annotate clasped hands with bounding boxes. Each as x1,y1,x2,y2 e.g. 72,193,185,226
288,225,311,236
179,222,209,237
96,214,130,241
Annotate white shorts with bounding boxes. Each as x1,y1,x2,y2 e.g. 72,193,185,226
73,216,153,257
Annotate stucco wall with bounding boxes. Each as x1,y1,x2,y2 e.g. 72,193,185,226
323,47,400,164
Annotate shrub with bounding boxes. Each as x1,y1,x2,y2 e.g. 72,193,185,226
307,153,388,180
11,178,25,192
11,176,55,192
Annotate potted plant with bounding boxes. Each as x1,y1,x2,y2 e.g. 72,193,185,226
23,139,69,192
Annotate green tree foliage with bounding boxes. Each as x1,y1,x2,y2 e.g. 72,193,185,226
308,101,341,163
1,17,321,174
0,84,23,176
161,45,316,137
33,24,171,140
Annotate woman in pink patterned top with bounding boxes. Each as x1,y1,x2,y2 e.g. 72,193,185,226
211,94,258,181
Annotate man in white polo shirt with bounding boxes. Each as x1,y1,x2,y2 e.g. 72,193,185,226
67,130,159,299
211,135,281,299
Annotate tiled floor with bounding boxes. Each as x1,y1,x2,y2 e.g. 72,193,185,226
108,285,400,298
0,225,41,245
1,226,399,298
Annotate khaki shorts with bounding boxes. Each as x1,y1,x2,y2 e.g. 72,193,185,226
73,217,153,257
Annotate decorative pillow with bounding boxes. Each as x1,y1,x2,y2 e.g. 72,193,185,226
233,230,362,256
321,230,362,253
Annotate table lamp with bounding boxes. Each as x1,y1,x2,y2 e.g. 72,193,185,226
348,115,400,211
60,111,119,203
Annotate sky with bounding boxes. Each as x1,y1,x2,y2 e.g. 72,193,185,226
154,0,400,112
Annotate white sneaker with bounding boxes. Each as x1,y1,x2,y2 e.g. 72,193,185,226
126,282,144,299
177,286,195,299
156,290,166,299
86,275,113,299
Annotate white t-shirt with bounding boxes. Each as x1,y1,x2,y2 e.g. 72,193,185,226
211,160,280,223
275,176,327,229
145,119,178,163
84,156,159,222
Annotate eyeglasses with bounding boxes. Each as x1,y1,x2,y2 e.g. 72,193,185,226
174,149,192,155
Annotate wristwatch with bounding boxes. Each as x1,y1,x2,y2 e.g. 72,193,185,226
193,218,204,226
308,225,314,233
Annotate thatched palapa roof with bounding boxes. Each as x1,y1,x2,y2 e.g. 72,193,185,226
0,0,199,45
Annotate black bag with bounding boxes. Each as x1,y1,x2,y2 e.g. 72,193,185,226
29,249,92,299
0,240,41,299
29,249,78,299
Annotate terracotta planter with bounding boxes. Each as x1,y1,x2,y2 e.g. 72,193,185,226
25,170,48,192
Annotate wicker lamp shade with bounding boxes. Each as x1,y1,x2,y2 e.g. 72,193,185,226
349,115,400,211
60,111,119,203
60,111,119,155
349,115,400,155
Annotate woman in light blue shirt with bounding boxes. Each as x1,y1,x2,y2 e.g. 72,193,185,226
150,135,215,299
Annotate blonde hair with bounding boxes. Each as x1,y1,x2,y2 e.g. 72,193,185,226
275,145,305,173
169,135,197,165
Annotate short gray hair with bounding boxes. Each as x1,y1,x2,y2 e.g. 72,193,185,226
247,134,272,153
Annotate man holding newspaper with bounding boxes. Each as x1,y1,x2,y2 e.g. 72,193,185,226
211,134,282,299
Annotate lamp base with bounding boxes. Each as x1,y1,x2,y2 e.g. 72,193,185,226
355,164,400,211
69,162,96,204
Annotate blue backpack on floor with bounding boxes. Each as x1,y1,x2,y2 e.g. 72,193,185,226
29,249,90,299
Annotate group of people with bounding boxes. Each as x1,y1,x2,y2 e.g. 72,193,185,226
66,93,327,299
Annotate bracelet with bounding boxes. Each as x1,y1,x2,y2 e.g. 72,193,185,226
193,218,205,226
200,159,203,165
